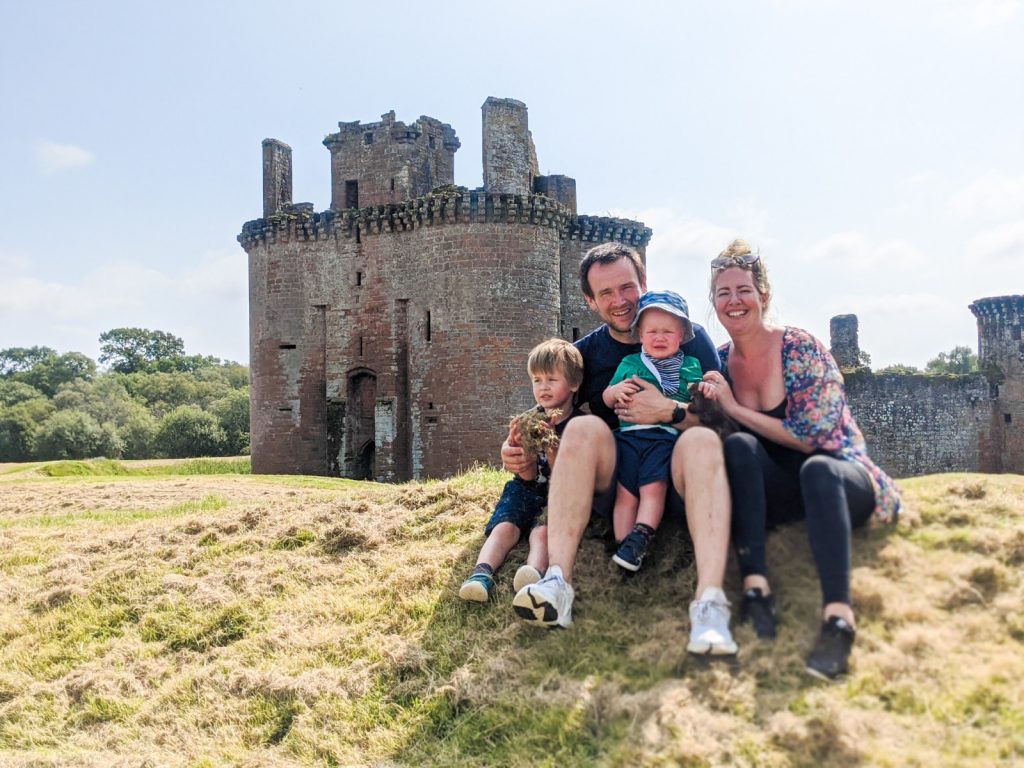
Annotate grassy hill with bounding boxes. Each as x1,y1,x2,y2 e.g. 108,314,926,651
0,460,1022,767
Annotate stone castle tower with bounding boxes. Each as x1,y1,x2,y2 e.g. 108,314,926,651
239,98,650,480
969,295,1024,473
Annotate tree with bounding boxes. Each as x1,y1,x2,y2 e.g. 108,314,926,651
18,351,96,397
211,388,250,455
0,346,56,376
155,406,226,458
33,410,123,461
0,399,54,461
98,328,186,374
925,345,978,375
0,380,46,407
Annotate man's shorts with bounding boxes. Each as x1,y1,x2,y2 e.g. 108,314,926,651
484,477,547,536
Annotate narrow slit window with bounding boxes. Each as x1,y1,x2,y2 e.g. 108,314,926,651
1006,413,1013,424
279,343,296,349
572,327,580,341
356,271,363,286
390,178,395,191
426,310,431,342
278,407,292,412
359,336,364,356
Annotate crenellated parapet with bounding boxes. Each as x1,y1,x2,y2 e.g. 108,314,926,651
239,191,651,249
566,215,652,247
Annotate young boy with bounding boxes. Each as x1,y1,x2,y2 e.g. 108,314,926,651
459,339,584,602
602,290,702,572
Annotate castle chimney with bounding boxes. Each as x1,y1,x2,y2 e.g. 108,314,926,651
829,314,860,368
482,97,536,195
262,139,292,217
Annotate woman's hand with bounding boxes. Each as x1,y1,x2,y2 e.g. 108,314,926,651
699,371,738,414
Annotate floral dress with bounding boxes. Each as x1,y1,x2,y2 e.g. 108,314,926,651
719,326,901,522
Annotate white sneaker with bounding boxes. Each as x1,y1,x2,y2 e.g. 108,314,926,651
687,586,738,655
513,564,543,592
512,566,574,628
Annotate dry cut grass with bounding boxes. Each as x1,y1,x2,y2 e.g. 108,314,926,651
0,462,1022,767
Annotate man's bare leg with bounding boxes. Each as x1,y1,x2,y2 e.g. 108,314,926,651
674,426,737,654
673,426,730,595
545,415,617,583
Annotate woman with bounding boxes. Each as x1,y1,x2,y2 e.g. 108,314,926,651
700,239,901,680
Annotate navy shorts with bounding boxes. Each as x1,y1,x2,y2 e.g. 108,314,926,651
484,477,548,536
614,428,678,498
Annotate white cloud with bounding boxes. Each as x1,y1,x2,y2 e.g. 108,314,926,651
948,171,1024,220
33,140,95,175
798,231,926,271
942,0,1021,29
967,220,1024,262
180,249,248,300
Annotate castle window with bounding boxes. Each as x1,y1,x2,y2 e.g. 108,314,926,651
364,132,374,145
356,271,363,286
359,336,364,356
390,178,395,191
572,327,580,341
426,416,438,425
428,135,436,148
279,343,296,349
1013,325,1021,341
345,180,359,209
279,407,292,412
426,310,432,342
1006,413,1013,424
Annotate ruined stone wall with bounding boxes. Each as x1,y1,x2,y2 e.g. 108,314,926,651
262,139,292,218
971,295,1024,473
845,371,993,478
324,111,459,210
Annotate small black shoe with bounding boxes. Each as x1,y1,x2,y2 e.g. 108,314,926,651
742,588,777,639
806,616,856,681
612,528,651,572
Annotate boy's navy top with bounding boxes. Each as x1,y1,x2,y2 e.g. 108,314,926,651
574,323,720,430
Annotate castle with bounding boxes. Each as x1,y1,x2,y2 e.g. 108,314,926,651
239,97,1023,481
239,98,650,480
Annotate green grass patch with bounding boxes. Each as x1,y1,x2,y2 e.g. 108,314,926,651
140,602,254,652
1,494,229,529
39,457,251,477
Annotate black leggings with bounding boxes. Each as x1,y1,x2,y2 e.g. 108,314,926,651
723,432,875,606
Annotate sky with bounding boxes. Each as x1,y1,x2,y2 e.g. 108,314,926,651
1,0,1022,369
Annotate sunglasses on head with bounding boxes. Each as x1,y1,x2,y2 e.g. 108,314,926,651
710,252,760,270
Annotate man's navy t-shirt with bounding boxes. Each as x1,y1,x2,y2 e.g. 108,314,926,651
574,323,721,430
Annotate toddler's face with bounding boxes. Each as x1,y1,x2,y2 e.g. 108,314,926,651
638,308,684,359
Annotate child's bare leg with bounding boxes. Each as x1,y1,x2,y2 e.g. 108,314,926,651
613,483,640,542
476,522,521,570
526,524,548,573
636,480,668,532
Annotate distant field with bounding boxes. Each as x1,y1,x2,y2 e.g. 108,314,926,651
0,460,1021,767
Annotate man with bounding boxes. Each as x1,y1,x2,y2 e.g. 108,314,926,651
508,242,737,655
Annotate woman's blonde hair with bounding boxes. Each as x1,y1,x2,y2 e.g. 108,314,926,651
709,238,772,308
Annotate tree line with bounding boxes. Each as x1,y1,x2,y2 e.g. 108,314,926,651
0,328,249,462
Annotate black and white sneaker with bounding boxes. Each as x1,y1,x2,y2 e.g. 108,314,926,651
743,587,777,640
806,616,855,681
612,528,651,572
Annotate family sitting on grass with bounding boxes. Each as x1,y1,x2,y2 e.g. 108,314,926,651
460,240,902,681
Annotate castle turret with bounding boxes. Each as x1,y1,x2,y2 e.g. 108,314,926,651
970,295,1024,473
830,314,860,368
323,111,460,209
262,139,292,217
482,97,538,195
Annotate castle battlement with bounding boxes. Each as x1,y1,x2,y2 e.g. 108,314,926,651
324,111,460,152
239,191,650,249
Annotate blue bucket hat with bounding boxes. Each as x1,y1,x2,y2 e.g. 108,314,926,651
632,290,695,343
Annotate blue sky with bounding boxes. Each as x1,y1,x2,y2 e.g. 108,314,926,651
1,0,1021,368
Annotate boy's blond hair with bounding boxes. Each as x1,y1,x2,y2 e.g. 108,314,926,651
527,338,584,390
